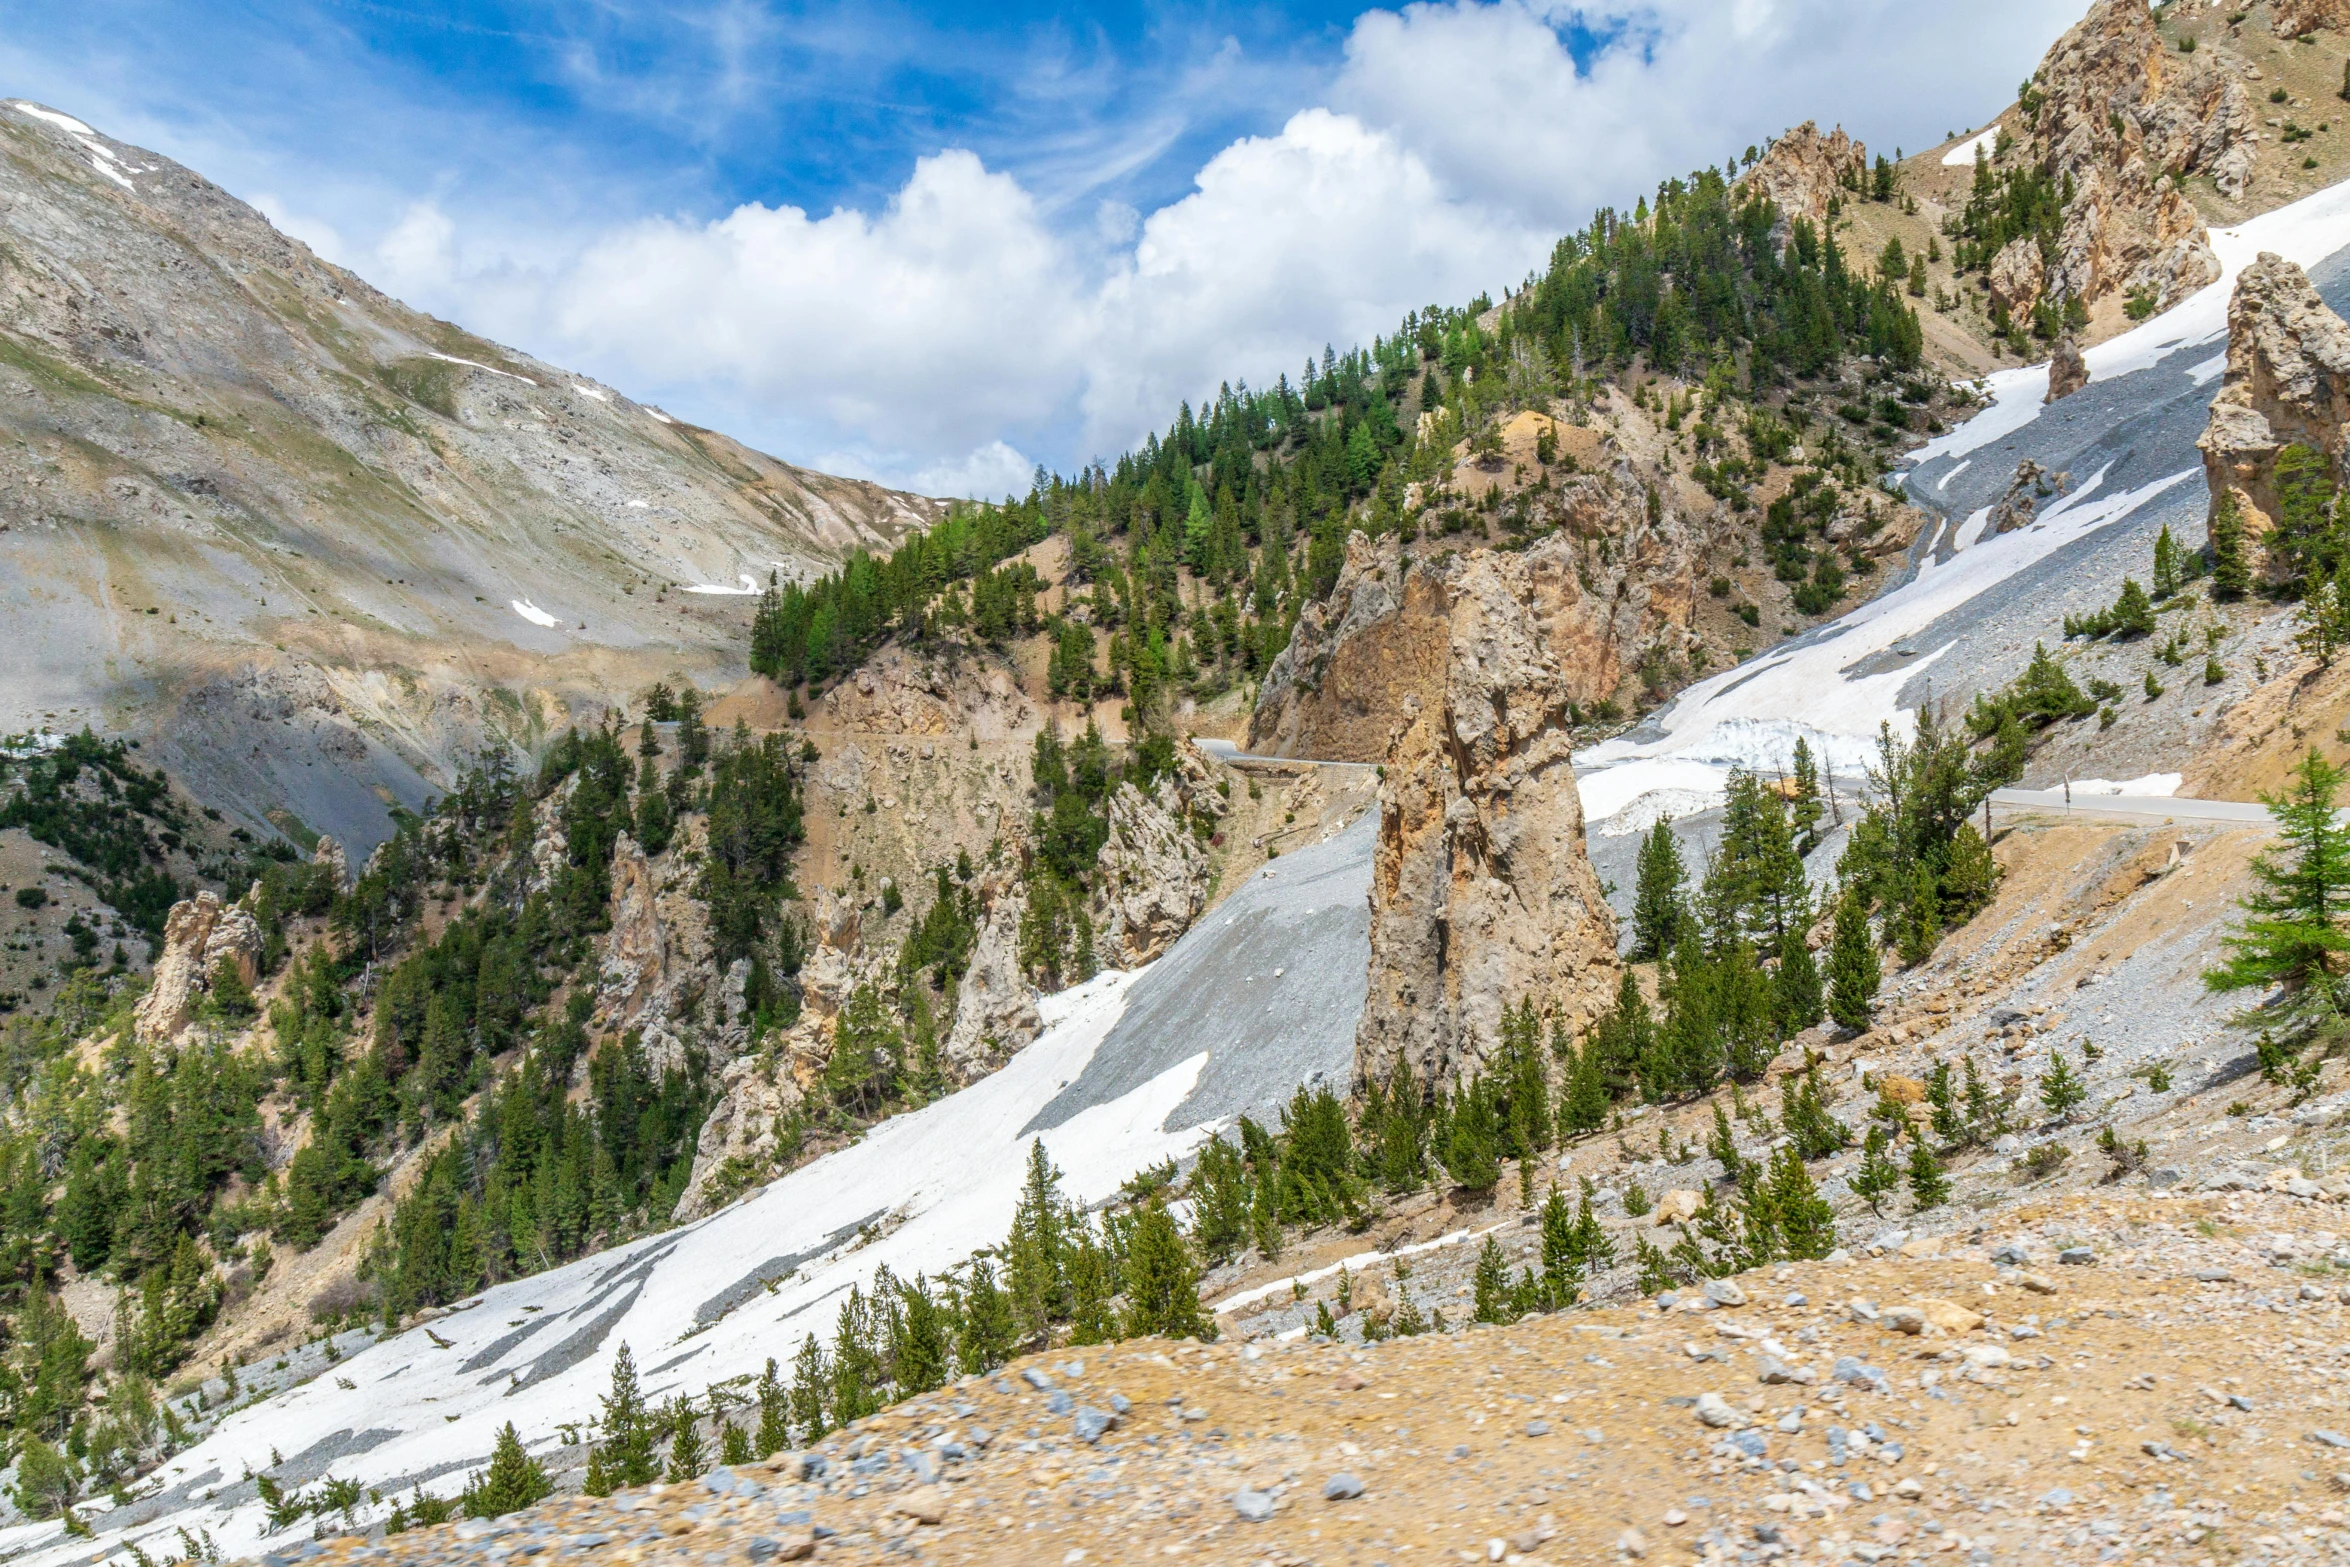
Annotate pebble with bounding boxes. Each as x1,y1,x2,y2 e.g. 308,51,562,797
1702,1278,1747,1308
1524,1418,1551,1437
1694,1392,1741,1428
1323,1472,1365,1500
1232,1487,1277,1522
2058,1246,2095,1265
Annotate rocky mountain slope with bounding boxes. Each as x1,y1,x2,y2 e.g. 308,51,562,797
0,100,941,855
30,9,2350,1565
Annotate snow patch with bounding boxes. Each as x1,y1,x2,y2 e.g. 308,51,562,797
10,103,95,136
646,407,675,424
428,351,537,386
1915,172,2350,464
573,384,610,402
510,599,559,628
41,968,1220,1564
1936,459,1970,492
2188,352,2227,386
1941,128,1999,166
625,498,650,509
1575,465,2198,826
683,574,763,596
2066,773,2184,797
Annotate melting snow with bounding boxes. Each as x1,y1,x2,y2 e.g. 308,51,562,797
1941,128,1999,166
2066,773,2184,797
11,102,137,190
1575,465,2197,824
573,384,610,402
510,598,559,628
429,351,537,386
37,970,1214,1564
684,574,763,596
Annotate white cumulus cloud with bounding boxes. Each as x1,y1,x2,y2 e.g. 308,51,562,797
328,0,2089,495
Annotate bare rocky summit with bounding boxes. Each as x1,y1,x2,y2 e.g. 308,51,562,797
2011,0,2251,316
1738,120,1867,233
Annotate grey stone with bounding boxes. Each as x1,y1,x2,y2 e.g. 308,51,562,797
1107,1392,1131,1415
1046,1390,1075,1414
1072,1407,1116,1444
1703,1278,1748,1308
2041,1487,2075,1508
1021,1368,1054,1391
1756,1356,1797,1384
2311,1429,2350,1448
2191,1269,2235,1283
1730,1430,1769,1458
1525,1419,1551,1437
2148,1167,2187,1189
2058,1247,2094,1266
1232,1487,1277,1522
1323,1473,1366,1500
1783,1292,1807,1307
1694,1392,1741,1428
1775,1412,1803,1434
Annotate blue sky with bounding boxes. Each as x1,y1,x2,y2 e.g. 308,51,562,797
6,1,2086,495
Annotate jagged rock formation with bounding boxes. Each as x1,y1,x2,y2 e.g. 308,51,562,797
944,884,1041,1079
1989,459,2070,534
132,890,262,1042
311,835,351,894
1989,238,2047,323
2009,0,2247,317
0,101,941,854
1351,550,1622,1095
1091,746,1227,968
1738,121,1866,229
2198,251,2350,542
1253,464,1703,762
2046,335,2089,402
2275,0,2350,38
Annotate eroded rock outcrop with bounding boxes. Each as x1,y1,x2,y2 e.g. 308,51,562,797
1253,464,1704,762
2046,335,2089,402
1990,460,2070,535
134,890,263,1043
1738,121,1866,231
1352,552,1622,1096
1091,746,1227,968
2018,0,2247,315
2274,0,2350,38
2198,250,2350,541
945,884,1041,1079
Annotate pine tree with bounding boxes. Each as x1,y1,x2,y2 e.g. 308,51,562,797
754,1358,789,1459
1790,738,1826,854
1440,1080,1503,1193
1773,924,1825,1037
1851,1125,1903,1215
2152,523,2182,599
1906,1141,1951,1209
1121,1201,1208,1341
2209,490,2251,600
463,1422,552,1518
598,1344,657,1487
1538,1185,1580,1307
1558,1038,1609,1135
788,1332,831,1443
1706,1103,1746,1182
720,1422,752,1466
2039,1050,2088,1122
1632,819,1694,960
1781,1070,1852,1159
1006,1140,1068,1350
583,1446,614,1498
1766,1146,1838,1260
663,1399,707,1483
2206,748,2350,1026
1471,1235,1515,1324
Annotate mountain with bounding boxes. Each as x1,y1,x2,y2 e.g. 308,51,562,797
20,4,2350,1562
0,100,942,854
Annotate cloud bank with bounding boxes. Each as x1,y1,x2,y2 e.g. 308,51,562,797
329,0,2085,494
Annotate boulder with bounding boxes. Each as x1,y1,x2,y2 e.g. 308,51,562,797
134,890,263,1043
2275,0,2350,36
2198,251,2350,551
2046,335,2089,402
